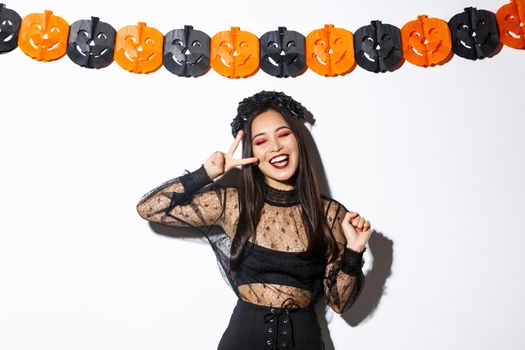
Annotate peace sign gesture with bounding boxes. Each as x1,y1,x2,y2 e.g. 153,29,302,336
204,130,259,180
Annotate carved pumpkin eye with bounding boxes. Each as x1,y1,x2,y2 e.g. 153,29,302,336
79,30,89,37
173,39,183,46
286,41,296,47
97,33,107,40
191,40,201,47
2,19,12,26
267,41,279,48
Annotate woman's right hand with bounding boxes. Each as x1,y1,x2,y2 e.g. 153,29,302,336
204,130,259,180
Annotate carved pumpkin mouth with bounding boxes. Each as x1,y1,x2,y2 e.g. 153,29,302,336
507,26,524,39
75,43,108,58
268,56,279,66
124,48,156,63
315,50,347,65
2,34,13,42
173,53,204,66
267,51,299,67
459,40,472,49
411,47,424,57
219,53,251,67
29,37,60,51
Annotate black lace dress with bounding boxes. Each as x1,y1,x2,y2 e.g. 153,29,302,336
136,165,365,350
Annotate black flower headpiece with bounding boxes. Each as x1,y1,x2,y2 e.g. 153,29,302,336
230,90,312,137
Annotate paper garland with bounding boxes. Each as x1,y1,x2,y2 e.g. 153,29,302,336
0,1,523,78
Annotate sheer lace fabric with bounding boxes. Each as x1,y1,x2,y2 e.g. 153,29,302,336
137,166,364,314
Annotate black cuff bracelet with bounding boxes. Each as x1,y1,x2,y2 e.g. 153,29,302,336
180,164,213,194
340,247,365,276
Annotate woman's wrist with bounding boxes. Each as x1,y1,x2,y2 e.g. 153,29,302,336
346,243,365,253
180,165,213,192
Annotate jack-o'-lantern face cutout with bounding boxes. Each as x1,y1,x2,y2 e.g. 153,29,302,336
448,7,500,60
163,25,210,77
67,16,116,69
210,27,259,78
354,20,403,73
260,26,306,78
305,24,355,76
115,22,163,74
496,0,525,49
401,15,452,67
18,10,69,61
0,3,21,54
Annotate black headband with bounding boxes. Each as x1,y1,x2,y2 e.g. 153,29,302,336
230,90,311,137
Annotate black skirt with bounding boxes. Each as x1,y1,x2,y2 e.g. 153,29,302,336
218,299,325,350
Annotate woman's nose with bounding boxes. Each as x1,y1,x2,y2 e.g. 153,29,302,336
270,138,283,152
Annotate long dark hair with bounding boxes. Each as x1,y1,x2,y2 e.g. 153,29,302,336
229,101,339,273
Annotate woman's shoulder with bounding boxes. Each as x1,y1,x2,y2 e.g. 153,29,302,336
320,194,349,214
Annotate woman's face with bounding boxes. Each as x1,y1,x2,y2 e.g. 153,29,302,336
250,109,299,190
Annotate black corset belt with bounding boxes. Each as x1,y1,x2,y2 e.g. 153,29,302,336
264,305,300,349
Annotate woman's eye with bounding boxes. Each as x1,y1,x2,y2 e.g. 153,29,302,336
278,132,290,137
254,139,266,145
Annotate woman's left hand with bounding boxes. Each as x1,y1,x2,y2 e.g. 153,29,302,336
341,212,372,253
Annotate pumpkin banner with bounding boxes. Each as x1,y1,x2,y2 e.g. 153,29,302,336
1,2,523,78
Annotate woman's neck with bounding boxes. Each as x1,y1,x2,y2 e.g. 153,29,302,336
264,177,296,191
263,181,300,206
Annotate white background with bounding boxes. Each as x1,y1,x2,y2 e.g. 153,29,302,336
1,1,524,349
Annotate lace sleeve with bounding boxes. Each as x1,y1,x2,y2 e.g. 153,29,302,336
136,165,237,230
323,199,365,314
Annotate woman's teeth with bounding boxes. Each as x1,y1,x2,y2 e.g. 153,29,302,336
270,155,289,168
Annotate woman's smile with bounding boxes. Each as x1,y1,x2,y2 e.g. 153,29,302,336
251,109,299,190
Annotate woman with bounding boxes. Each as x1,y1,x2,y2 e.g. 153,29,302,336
136,91,372,350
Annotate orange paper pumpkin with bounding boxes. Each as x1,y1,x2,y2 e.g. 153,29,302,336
496,0,525,49
210,27,259,78
401,15,452,67
305,24,355,77
18,10,69,61
114,22,163,74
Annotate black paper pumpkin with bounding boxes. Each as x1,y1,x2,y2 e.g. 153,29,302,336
67,16,116,69
354,20,403,73
448,7,500,60
163,25,210,77
0,3,21,54
259,26,307,78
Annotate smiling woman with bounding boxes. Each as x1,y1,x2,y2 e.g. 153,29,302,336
136,90,372,350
